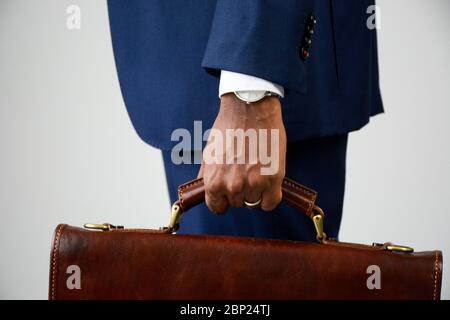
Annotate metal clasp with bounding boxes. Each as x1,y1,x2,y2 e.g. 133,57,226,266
385,244,414,253
161,202,182,233
312,206,327,242
312,216,327,242
83,223,123,231
372,242,414,253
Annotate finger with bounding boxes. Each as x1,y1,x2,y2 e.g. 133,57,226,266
205,191,229,215
243,185,264,205
225,178,245,208
260,184,283,212
203,172,229,214
244,171,267,204
222,168,245,208
227,193,244,208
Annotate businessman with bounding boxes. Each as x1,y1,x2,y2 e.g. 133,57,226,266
107,0,383,241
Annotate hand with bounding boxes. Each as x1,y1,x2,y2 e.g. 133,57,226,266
198,92,286,214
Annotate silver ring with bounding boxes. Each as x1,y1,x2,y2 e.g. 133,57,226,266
244,197,262,208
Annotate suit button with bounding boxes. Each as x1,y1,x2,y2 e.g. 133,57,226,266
302,48,310,59
303,38,312,47
299,14,316,60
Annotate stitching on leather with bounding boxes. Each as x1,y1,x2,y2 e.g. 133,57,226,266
282,179,316,198
178,178,316,212
179,185,185,210
178,178,203,210
282,180,316,214
433,251,439,300
50,224,65,300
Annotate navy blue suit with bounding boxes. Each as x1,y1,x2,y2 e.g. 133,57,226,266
107,0,383,240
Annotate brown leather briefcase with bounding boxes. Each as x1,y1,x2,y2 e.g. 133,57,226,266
49,177,443,300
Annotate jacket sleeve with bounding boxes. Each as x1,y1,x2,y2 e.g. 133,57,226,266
201,0,312,94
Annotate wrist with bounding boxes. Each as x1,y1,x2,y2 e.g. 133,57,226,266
220,93,281,119
233,90,280,104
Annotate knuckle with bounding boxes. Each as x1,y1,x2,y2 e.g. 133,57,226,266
247,174,267,189
205,179,223,195
227,179,245,196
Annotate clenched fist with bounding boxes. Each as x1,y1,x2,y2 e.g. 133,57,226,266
198,92,287,214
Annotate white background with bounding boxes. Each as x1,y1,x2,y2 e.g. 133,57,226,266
0,0,449,299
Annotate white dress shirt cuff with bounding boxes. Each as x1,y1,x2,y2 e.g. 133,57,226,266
219,70,285,98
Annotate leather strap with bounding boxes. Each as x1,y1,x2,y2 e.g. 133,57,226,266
177,177,321,219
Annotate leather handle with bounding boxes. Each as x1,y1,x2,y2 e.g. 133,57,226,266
166,177,326,240
176,177,321,219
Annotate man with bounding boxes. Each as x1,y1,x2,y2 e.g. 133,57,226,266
107,0,383,241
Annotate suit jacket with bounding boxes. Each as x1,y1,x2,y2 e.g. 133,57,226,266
107,0,383,150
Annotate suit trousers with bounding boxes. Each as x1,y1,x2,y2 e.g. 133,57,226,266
162,134,348,242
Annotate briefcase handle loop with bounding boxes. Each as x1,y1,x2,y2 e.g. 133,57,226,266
165,177,327,241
